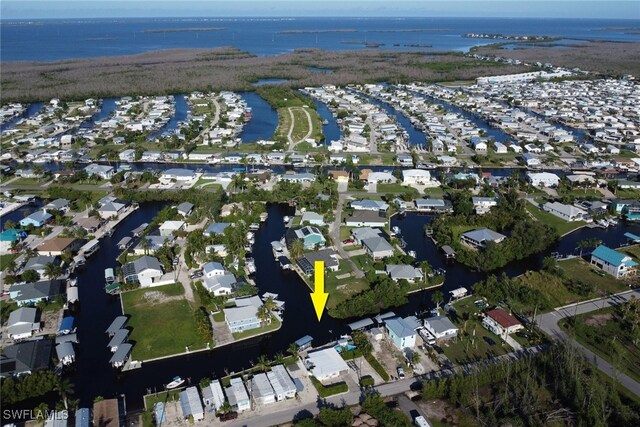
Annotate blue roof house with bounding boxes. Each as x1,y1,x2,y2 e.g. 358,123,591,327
590,245,638,279
20,211,53,227
385,317,416,350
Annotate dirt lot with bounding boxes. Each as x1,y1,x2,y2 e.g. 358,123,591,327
585,312,613,327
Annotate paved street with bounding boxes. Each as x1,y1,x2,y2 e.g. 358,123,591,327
534,289,640,396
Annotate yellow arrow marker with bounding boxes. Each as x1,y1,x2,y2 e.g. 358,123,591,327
310,261,329,321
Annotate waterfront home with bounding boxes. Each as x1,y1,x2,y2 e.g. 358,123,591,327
158,220,185,237
527,172,560,188
471,136,487,152
521,152,541,168
306,348,349,383
37,237,81,256
397,155,413,167
227,378,251,412
472,197,498,215
251,372,276,405
180,387,204,421
509,143,523,153
351,227,383,245
385,264,423,283
202,263,236,296
494,142,508,154
482,308,523,339
9,280,63,306
20,211,52,228
201,380,226,412
267,365,297,401
461,228,506,248
204,222,231,237
300,211,325,226
590,245,638,279
224,296,263,333
542,202,588,222
402,169,432,185
23,255,59,277
362,236,395,260
328,170,349,184
344,210,387,228
451,172,480,184
44,198,70,212
297,249,340,275
414,198,452,213
176,202,194,217
385,317,416,350
133,235,174,255
160,168,197,184
84,164,114,180
279,172,315,184
366,171,396,184
423,315,458,341
119,149,136,162
97,200,126,219
7,307,40,340
350,199,389,212
286,226,326,250
122,256,164,287
55,342,76,366
141,151,163,162
0,339,53,377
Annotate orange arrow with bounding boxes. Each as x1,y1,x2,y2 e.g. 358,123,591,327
310,261,329,321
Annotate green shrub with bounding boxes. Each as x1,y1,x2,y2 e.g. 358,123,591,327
309,376,348,398
365,353,389,381
360,375,375,387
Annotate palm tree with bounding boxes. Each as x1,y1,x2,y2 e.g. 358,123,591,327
218,400,232,415
44,262,62,280
431,290,444,309
289,238,304,260
5,259,18,275
255,354,270,372
263,296,277,313
53,378,74,410
256,305,271,325
273,352,285,365
141,237,150,256
287,342,299,357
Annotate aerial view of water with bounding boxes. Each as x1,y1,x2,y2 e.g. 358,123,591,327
1,17,638,61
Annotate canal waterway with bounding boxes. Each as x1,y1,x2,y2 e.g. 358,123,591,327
359,92,427,147
147,94,189,140
0,103,44,132
240,92,278,143
311,98,342,144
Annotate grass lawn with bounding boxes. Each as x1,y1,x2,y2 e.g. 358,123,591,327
122,284,209,360
351,254,374,272
143,389,182,410
0,253,18,271
194,178,222,189
339,226,352,241
324,263,370,309
622,244,640,260
377,183,419,196
232,316,281,340
310,376,348,398
560,306,640,384
557,188,602,200
440,318,509,365
614,189,640,199
525,203,586,235
10,177,50,186
558,258,629,296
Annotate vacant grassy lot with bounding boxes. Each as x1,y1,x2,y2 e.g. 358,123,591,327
122,284,208,360
561,306,640,384
558,258,629,296
622,245,640,260
525,203,586,236
377,183,420,196
324,263,370,310
440,317,508,365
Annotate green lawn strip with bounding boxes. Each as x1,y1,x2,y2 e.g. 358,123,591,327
143,390,182,410
212,310,225,322
440,319,508,365
364,352,389,381
339,226,352,241
122,285,208,360
377,183,419,196
0,254,18,271
360,375,375,387
232,316,281,340
560,306,640,384
9,178,51,186
525,203,586,235
309,376,348,397
558,258,629,296
621,244,640,260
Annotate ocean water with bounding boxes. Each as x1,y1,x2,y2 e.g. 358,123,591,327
1,17,639,61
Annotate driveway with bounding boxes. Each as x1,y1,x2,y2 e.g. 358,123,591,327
534,289,640,396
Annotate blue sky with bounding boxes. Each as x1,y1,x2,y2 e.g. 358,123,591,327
1,1,639,19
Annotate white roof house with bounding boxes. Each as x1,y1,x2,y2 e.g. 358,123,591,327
423,315,458,341
402,169,432,185
7,307,40,340
202,380,226,411
527,172,560,188
461,228,506,248
267,365,297,401
158,220,185,237
251,372,276,405
179,386,204,421
350,199,389,211
385,264,423,283
543,202,588,222
306,348,349,383
366,171,396,184
227,378,251,412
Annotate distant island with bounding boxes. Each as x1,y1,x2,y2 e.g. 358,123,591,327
143,27,225,33
278,29,357,34
341,41,385,48
465,33,558,41
369,29,450,33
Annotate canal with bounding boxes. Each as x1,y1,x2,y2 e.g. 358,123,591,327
148,94,189,140
311,98,341,144
0,102,44,132
240,92,278,143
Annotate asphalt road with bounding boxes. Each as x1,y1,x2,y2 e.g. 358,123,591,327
534,289,640,396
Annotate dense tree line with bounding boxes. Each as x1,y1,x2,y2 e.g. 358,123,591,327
330,275,408,319
420,343,640,427
1,371,57,405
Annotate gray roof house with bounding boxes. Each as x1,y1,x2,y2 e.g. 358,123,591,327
0,339,53,377
20,211,53,227
7,307,40,340
176,202,194,217
23,255,58,276
350,199,389,211
98,201,126,219
385,265,423,283
251,372,276,405
423,315,458,341
344,210,387,228
44,198,70,212
224,296,263,334
414,198,452,213
351,227,383,244
297,248,340,275
9,280,63,306
179,387,204,421
204,222,231,237
300,211,325,226
267,365,297,400
122,256,164,287
203,272,236,296
461,228,506,248
362,236,395,260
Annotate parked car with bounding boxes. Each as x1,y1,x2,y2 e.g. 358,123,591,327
516,331,530,339
484,336,496,346
397,367,405,379
342,238,355,245
190,271,203,279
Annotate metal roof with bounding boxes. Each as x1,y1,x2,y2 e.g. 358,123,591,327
105,316,128,335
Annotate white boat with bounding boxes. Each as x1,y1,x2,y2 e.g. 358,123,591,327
407,250,417,258
392,226,401,235
245,258,256,275
283,216,291,224
166,376,185,390
105,268,115,284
